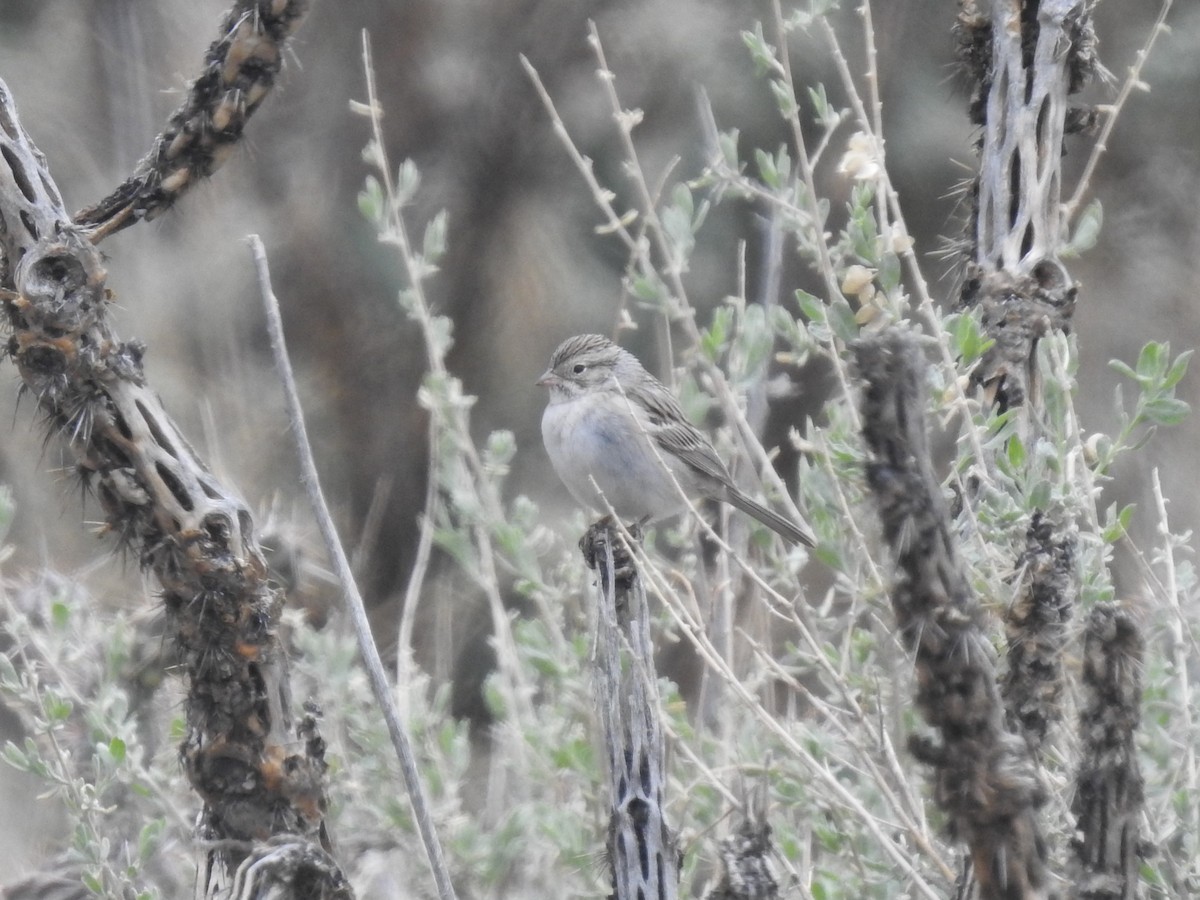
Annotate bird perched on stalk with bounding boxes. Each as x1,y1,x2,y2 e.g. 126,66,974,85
538,334,815,546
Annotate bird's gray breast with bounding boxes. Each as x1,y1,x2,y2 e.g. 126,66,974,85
542,395,686,521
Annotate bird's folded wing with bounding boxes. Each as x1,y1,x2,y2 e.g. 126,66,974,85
626,380,733,486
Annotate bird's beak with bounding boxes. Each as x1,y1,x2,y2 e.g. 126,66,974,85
536,369,557,387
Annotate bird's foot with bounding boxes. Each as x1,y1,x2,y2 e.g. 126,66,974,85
580,516,643,585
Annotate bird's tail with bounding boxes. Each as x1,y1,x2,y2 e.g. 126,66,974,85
724,490,816,547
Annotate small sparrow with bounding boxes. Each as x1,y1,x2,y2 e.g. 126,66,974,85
538,334,815,546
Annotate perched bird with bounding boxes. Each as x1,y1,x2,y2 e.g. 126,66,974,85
538,334,814,546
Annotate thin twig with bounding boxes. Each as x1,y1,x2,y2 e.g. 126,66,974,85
1063,0,1175,222
249,235,458,900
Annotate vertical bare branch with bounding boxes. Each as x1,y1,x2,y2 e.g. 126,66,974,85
855,330,1052,900
582,523,679,900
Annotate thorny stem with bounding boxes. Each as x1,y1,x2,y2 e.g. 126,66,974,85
657,722,818,900
816,13,1003,582
1062,0,1176,222
398,416,442,689
741,630,929,839
250,235,458,900
857,1,888,235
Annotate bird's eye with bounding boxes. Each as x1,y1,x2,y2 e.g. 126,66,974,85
573,364,586,374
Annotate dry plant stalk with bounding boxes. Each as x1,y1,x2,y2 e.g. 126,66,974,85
1070,605,1144,899
0,2,344,893
582,523,679,900
855,331,1052,900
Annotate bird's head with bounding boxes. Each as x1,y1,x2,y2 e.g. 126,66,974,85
537,334,639,401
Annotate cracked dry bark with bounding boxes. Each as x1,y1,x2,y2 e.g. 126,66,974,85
0,2,347,895
856,332,1053,900
581,522,680,900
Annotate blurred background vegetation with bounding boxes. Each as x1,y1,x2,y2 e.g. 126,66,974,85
0,0,1196,887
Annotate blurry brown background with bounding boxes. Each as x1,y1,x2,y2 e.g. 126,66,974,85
0,0,1197,877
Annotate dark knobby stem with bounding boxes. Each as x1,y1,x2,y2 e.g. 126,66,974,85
1002,512,1076,757
74,0,310,242
1070,605,1144,899
855,330,1054,900
581,521,679,900
704,773,777,900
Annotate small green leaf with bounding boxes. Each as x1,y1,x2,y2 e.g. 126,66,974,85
770,79,799,118
50,601,70,629
138,819,165,863
1108,358,1138,381
1006,434,1026,469
46,693,73,721
1142,396,1190,426
718,128,740,170
1062,199,1102,257
395,158,421,205
485,430,516,467
670,183,693,218
794,290,825,323
2,740,29,771
1135,341,1166,381
741,24,776,77
808,83,838,129
828,297,859,343
701,308,733,361
877,250,901,295
108,736,127,764
356,175,384,224
630,274,664,303
1101,503,1135,543
422,210,448,263
755,148,780,189
1163,349,1193,389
